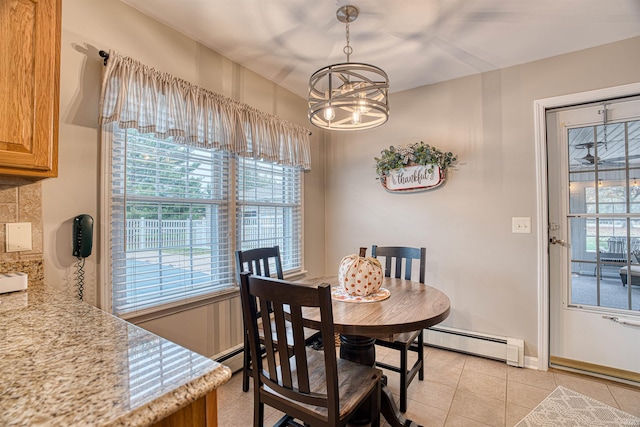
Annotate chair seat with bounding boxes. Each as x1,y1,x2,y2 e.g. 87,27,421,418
263,348,382,420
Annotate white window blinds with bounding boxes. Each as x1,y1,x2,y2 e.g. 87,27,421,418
236,157,303,272
111,127,233,316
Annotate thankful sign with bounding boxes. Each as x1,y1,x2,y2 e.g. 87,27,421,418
375,141,457,193
381,164,445,192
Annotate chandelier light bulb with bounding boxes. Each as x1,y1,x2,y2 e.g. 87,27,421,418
358,93,371,114
323,106,336,121
352,110,361,124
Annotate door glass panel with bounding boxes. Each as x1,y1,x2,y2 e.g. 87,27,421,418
569,171,594,214
571,260,598,306
570,217,640,310
628,120,640,165
567,118,640,313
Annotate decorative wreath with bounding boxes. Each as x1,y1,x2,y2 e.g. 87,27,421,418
374,141,458,178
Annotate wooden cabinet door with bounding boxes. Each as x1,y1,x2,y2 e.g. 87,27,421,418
0,0,60,178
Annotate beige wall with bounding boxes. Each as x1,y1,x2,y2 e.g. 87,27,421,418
27,0,640,362
324,36,640,362
40,0,325,356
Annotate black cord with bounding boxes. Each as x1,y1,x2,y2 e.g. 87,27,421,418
75,257,86,300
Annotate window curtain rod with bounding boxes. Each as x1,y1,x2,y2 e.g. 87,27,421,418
98,49,312,169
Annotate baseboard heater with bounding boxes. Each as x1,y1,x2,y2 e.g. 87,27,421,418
423,326,525,367
214,327,526,371
213,344,244,373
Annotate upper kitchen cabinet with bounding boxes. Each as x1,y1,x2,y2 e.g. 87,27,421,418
0,0,60,179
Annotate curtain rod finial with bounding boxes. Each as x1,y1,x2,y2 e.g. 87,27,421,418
99,50,109,66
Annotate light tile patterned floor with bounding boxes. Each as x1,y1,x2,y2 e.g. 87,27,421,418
217,346,640,427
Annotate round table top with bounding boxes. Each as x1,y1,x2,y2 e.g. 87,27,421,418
298,276,451,339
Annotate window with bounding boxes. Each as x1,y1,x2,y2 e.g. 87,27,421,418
99,51,310,317
236,158,302,271
109,126,302,317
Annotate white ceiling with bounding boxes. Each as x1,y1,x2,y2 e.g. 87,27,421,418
122,0,640,98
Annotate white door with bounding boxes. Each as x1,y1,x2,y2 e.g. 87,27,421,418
548,98,640,381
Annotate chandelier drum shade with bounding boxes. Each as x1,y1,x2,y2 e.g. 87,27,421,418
308,5,390,131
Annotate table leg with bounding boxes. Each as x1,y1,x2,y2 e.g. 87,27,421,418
339,335,422,427
380,376,421,427
339,335,376,365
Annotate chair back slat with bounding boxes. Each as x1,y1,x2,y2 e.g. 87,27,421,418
404,258,413,280
258,298,279,381
290,305,311,393
239,272,339,413
272,305,294,388
372,245,426,284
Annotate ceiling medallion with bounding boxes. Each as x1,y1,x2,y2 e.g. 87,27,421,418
308,5,390,131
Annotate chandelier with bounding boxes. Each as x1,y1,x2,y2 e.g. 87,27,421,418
308,5,390,131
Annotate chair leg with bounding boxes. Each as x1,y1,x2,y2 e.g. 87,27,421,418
370,380,381,427
400,346,408,413
253,394,263,427
418,332,424,381
242,333,250,392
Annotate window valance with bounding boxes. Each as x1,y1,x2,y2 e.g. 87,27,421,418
99,50,311,170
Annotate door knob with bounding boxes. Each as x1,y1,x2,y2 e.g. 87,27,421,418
549,236,565,245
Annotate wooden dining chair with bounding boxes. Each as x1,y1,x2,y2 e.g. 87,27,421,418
236,245,320,392
239,272,382,427
236,246,284,392
371,245,426,413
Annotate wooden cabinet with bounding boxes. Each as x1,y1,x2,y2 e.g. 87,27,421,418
152,391,218,427
0,0,61,179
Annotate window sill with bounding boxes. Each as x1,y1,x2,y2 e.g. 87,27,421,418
123,286,240,324
124,270,310,324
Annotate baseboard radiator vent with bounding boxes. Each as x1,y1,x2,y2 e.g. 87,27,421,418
212,343,244,373
214,327,526,371
424,326,525,367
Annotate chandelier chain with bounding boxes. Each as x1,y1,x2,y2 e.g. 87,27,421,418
344,20,352,62
601,103,609,150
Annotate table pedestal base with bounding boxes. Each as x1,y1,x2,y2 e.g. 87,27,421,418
339,335,421,427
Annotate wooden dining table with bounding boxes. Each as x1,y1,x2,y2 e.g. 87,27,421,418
298,276,451,427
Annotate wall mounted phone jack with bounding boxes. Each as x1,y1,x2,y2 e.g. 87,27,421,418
73,215,93,300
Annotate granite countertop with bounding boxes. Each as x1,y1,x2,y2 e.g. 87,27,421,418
0,283,232,426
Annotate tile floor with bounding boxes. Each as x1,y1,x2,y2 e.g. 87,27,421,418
217,346,640,426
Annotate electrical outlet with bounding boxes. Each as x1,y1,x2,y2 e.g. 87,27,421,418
512,217,531,234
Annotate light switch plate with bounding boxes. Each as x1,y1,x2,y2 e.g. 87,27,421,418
6,222,32,252
512,217,531,234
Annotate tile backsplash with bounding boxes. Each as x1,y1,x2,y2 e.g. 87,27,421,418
0,178,44,285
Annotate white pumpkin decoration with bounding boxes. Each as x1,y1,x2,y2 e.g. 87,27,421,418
338,248,383,296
